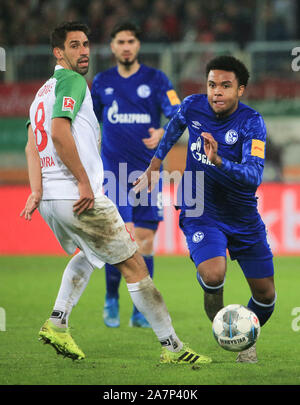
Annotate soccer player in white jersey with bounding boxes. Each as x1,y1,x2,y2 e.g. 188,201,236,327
20,21,211,365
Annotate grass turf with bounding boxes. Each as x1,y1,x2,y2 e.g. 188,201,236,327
0,255,299,386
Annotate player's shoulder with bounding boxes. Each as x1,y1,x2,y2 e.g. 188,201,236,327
237,102,266,139
181,94,207,110
238,102,264,120
141,64,169,81
54,69,87,96
93,67,116,84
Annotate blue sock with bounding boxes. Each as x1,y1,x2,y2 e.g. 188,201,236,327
132,255,154,317
105,263,121,300
247,295,276,327
143,255,154,278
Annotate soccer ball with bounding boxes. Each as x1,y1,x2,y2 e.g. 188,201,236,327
212,304,260,352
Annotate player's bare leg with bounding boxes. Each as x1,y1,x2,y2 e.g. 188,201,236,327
197,257,226,322
204,288,224,322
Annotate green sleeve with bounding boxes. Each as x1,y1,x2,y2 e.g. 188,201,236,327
52,72,86,122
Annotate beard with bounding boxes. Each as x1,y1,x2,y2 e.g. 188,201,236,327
76,65,89,75
75,59,89,75
118,55,137,68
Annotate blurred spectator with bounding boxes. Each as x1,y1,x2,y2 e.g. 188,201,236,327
0,0,297,47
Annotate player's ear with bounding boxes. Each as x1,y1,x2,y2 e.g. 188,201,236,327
53,47,63,60
238,85,245,98
136,39,141,52
110,40,116,56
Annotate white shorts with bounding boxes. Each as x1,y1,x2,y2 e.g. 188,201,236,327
39,194,138,268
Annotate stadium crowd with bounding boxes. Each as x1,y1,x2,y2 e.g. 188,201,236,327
0,0,296,49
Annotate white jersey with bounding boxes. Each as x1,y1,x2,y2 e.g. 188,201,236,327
29,65,103,200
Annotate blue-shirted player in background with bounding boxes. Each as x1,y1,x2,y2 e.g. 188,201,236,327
134,56,276,362
91,22,180,328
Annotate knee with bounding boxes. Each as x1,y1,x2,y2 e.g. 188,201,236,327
253,288,276,305
134,229,155,255
250,278,276,305
198,266,225,288
197,256,226,288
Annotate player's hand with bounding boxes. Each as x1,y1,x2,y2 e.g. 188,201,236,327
133,157,161,193
20,191,41,221
142,128,164,149
201,132,222,167
73,181,95,215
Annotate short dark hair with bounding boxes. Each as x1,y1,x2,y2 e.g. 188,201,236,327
50,21,90,49
110,21,142,40
206,55,250,87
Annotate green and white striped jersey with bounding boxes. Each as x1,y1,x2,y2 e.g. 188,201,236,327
29,65,103,199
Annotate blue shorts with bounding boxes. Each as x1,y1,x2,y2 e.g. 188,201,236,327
179,216,274,279
103,168,163,231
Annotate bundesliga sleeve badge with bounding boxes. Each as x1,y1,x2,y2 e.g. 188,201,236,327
62,96,76,113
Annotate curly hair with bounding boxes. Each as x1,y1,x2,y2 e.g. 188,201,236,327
206,55,250,87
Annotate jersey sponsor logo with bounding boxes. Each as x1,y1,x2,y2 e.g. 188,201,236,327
107,100,151,124
251,139,265,159
190,137,214,166
225,129,238,145
192,231,204,243
166,89,180,105
62,96,76,113
137,84,151,98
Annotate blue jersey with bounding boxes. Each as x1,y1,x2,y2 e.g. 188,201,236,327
91,64,180,175
155,94,267,234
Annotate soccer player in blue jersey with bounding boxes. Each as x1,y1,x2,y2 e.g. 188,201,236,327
134,55,276,362
91,22,180,328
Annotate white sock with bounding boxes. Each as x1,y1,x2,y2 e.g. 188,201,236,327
50,251,94,328
127,275,183,352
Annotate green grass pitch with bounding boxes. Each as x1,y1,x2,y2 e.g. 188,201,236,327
0,255,299,386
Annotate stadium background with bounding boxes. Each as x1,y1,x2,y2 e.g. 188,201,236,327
1,0,300,257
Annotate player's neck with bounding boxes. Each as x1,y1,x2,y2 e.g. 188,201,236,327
117,61,140,78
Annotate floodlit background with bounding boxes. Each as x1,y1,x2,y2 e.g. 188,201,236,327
0,0,300,256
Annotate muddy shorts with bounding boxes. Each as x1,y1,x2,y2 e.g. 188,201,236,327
39,194,138,268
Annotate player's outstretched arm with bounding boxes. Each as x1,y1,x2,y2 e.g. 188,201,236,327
20,124,42,221
51,117,94,215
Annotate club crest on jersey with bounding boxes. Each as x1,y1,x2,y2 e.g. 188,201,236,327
62,96,75,113
105,87,114,95
137,84,151,98
192,231,204,243
225,129,238,144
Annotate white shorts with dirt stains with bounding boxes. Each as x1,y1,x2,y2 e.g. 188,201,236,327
38,194,138,269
